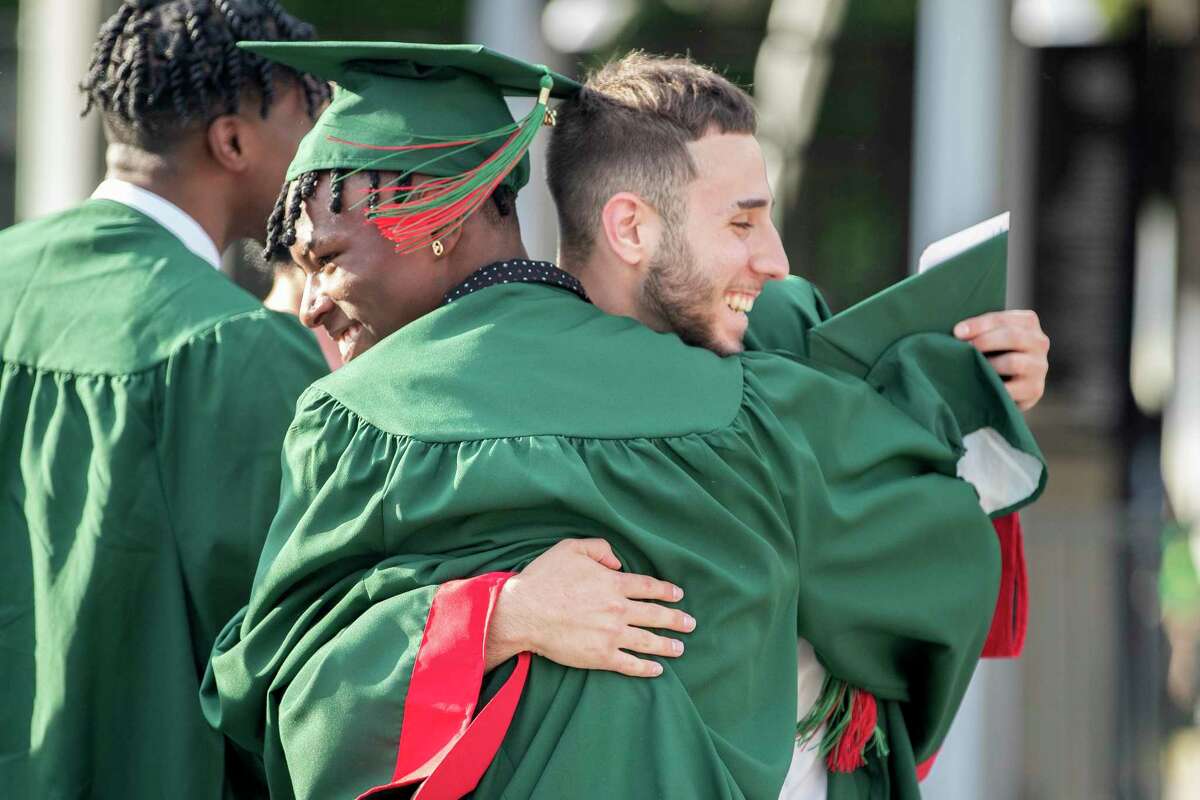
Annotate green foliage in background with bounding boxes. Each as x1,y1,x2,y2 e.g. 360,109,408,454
594,0,772,88
1162,521,1200,616
782,0,917,310
1095,0,1140,34
281,0,466,41
840,0,917,40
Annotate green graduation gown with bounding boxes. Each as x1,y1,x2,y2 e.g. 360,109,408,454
745,276,1042,797
203,275,1043,799
0,198,327,799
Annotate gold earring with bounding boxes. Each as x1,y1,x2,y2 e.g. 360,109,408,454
431,240,444,257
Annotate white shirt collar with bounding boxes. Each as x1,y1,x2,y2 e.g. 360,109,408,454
91,178,223,270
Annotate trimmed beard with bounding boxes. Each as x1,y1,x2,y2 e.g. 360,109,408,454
640,223,731,355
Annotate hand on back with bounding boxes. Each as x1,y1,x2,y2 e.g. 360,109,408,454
486,538,695,677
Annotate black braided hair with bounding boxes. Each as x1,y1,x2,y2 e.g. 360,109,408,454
328,167,346,214
262,169,318,261
183,0,211,112
124,16,154,122
262,180,291,261
484,184,517,221
283,170,319,244
80,0,328,152
262,169,384,262
261,170,518,263
367,170,381,210
81,2,139,118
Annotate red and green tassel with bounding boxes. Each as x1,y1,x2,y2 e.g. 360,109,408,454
796,675,889,773
327,72,557,255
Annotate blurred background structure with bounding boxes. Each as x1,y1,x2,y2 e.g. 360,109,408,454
2,0,1197,797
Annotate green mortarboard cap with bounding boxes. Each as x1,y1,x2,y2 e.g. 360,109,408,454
240,41,581,252
808,214,1009,378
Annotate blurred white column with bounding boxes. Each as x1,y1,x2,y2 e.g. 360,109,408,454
15,0,106,221
909,2,1018,800
1163,289,1200,525
753,0,847,234
910,0,1006,262
468,0,564,263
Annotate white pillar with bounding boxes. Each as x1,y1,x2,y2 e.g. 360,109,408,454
909,2,1018,799
753,0,847,235
467,0,564,263
910,0,1005,263
15,0,107,222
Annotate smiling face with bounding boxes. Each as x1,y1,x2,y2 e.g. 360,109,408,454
637,131,788,355
289,172,449,363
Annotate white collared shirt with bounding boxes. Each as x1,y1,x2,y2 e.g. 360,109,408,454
91,178,223,270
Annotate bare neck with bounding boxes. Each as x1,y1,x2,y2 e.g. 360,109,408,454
448,219,531,286
562,252,649,326
105,143,236,255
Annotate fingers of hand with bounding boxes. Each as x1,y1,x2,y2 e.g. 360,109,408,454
956,309,1041,340
1005,377,1043,408
619,626,685,658
967,326,1050,357
618,571,683,602
987,344,1048,412
610,651,664,678
572,537,621,570
988,351,1047,382
626,600,696,633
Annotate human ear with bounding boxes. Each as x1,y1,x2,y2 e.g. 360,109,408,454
206,114,253,174
433,218,465,259
404,173,467,259
599,192,660,268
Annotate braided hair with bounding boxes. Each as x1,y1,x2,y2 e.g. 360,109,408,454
262,168,360,262
261,171,519,263
81,0,329,152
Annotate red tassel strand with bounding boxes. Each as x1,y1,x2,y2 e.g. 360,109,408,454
826,689,878,773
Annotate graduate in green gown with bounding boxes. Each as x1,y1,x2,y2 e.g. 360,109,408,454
0,3,331,798
202,43,1047,800
547,56,1051,795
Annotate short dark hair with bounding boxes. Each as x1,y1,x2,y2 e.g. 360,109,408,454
262,171,517,262
80,0,328,153
546,51,757,268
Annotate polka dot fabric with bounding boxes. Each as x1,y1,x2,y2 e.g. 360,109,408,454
443,260,590,306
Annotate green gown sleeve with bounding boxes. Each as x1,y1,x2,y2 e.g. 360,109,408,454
158,311,326,673
742,274,832,357
741,353,1001,766
747,275,1042,792
202,391,551,800
863,333,1045,517
747,274,1046,517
